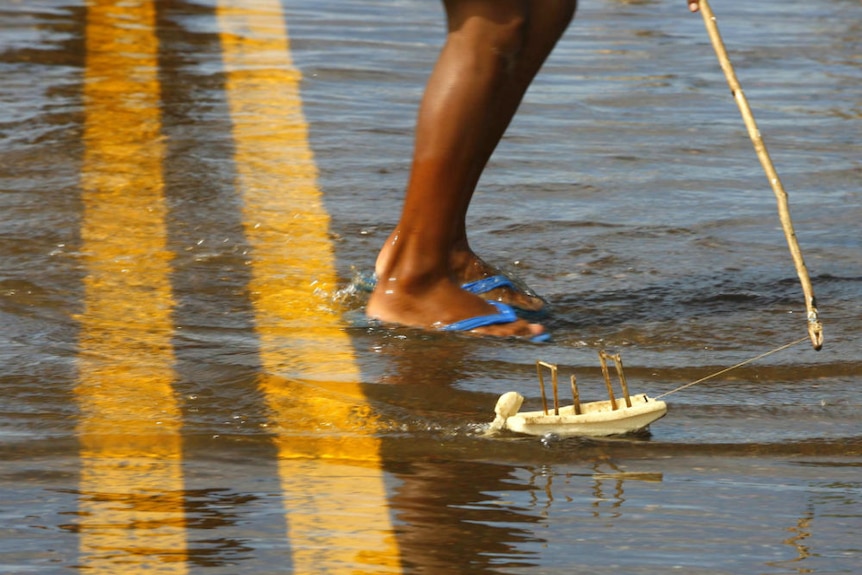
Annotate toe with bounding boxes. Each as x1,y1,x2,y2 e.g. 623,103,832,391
486,287,545,312
472,318,545,340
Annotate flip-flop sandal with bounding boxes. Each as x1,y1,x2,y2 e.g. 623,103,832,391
355,272,548,316
441,301,550,343
461,274,547,316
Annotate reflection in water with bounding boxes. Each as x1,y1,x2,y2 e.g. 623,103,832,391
368,335,545,573
77,0,187,572
73,0,404,572
386,458,668,573
216,0,401,572
180,488,258,568
388,460,544,574
525,460,663,521
766,510,814,573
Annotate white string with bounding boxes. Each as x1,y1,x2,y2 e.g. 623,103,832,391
654,336,809,399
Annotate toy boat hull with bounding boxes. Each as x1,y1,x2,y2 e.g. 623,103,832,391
492,392,667,437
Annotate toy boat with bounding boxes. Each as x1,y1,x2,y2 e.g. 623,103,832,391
490,352,667,437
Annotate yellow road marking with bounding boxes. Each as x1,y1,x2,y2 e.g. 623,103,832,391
77,0,187,572
217,1,402,571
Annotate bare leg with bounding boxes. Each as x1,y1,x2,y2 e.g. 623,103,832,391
449,1,577,310
368,0,576,337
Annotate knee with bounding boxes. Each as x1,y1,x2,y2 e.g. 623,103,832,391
446,1,530,67
488,11,529,64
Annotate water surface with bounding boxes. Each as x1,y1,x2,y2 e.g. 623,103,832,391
1,0,860,573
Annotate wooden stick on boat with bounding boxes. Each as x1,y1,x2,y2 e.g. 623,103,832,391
570,374,581,415
551,364,560,415
699,0,823,350
608,353,633,408
536,361,557,415
598,353,618,411
536,361,549,415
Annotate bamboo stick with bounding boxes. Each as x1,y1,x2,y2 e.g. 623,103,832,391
699,0,823,350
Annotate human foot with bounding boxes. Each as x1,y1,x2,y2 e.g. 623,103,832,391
450,252,546,313
375,241,547,313
366,274,546,341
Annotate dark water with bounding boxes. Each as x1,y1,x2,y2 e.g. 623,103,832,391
1,0,860,573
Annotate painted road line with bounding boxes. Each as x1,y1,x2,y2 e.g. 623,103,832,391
216,1,402,572
77,0,187,572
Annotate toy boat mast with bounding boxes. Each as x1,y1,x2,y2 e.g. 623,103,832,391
536,350,633,416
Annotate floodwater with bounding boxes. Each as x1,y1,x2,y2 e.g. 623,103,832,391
1,0,860,573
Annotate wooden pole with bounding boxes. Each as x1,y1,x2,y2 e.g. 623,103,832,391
598,352,618,411
570,375,581,415
610,354,633,408
536,361,552,415
699,0,823,350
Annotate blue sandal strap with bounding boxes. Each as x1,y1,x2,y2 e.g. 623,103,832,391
441,301,517,331
442,301,550,343
461,275,516,295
